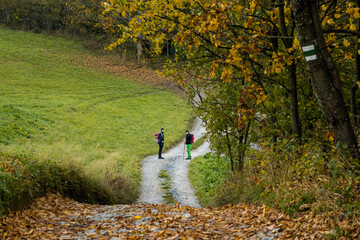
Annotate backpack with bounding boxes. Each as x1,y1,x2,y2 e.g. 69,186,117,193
155,132,160,143
191,134,194,143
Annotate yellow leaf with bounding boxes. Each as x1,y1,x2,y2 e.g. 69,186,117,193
209,67,216,78
134,215,143,219
250,1,256,11
355,10,360,18
215,40,222,47
334,13,341,19
326,131,334,141
221,67,233,82
292,37,300,49
345,52,353,59
343,40,351,47
327,19,335,25
350,23,357,31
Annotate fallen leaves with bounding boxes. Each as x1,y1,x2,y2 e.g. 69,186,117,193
57,51,176,89
1,193,359,239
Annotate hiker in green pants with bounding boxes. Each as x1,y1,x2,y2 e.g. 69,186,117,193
184,130,193,160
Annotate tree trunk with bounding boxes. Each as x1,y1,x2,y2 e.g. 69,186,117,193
237,120,251,171
279,0,302,141
238,135,244,171
288,61,302,141
136,34,143,61
225,129,234,172
351,83,358,128
353,3,360,129
290,0,359,158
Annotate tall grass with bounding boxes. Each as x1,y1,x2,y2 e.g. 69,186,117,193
0,152,115,215
0,27,192,205
189,140,360,238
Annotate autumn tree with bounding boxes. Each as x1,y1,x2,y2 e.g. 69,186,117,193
101,0,360,168
290,0,360,158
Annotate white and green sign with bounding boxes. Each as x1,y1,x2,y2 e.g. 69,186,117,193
302,44,317,61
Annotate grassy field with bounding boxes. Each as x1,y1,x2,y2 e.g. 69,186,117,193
0,28,192,202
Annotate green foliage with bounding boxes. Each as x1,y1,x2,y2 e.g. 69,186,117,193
188,153,230,207
191,79,254,171
0,28,191,203
0,0,65,31
0,0,108,38
0,152,115,215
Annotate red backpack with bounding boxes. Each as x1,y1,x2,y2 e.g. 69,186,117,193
155,133,160,143
191,134,194,143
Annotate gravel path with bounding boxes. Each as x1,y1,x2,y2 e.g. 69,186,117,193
3,120,287,239
138,118,210,207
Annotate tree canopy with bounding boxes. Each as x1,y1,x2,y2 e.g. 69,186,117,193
99,0,360,168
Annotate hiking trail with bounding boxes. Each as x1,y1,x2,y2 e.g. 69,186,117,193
138,118,210,207
1,119,302,239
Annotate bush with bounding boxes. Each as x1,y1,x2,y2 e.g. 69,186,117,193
211,139,360,219
0,0,65,31
0,0,106,37
0,152,116,215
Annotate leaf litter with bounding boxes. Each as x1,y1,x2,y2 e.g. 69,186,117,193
1,193,359,239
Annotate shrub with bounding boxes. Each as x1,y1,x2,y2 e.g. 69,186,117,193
0,152,116,215
212,139,360,219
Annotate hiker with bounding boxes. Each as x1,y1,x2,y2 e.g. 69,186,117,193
184,130,193,160
158,128,165,159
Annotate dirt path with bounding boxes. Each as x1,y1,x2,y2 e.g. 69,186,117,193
138,118,210,207
0,122,327,240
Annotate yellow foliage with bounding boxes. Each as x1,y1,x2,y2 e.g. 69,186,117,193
343,40,351,47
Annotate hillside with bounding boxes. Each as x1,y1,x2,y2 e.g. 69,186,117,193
0,28,192,205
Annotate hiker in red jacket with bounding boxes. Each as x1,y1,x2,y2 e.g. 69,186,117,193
184,130,193,160
158,128,165,159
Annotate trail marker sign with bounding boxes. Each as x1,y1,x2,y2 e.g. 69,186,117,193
302,44,317,62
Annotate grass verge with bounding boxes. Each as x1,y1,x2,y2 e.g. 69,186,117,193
188,153,230,207
158,169,175,204
191,135,206,151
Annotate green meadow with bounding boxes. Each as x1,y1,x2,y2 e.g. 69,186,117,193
0,28,192,202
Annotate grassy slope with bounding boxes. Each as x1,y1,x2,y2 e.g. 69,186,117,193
0,28,191,201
